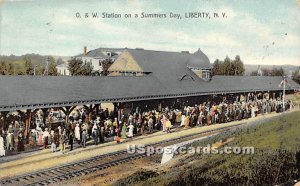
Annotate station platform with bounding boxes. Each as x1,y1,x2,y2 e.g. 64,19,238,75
0,111,290,179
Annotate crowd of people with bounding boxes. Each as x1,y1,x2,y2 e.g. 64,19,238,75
0,93,295,157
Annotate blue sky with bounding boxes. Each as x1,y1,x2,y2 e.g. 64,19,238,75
0,0,299,65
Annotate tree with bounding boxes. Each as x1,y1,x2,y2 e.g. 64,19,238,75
48,57,58,76
292,68,300,84
0,61,15,75
212,55,245,76
68,59,93,76
35,66,45,75
24,57,34,75
232,55,245,76
80,62,93,76
261,67,285,76
212,59,223,75
14,64,26,75
223,56,232,75
101,58,113,76
271,67,284,76
68,59,83,75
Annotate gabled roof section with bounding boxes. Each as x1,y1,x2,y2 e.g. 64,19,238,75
108,49,210,81
75,48,125,58
187,48,211,69
85,50,108,58
108,50,143,72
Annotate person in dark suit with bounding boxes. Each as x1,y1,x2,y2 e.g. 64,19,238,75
68,131,74,151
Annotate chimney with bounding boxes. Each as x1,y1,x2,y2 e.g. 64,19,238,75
83,46,87,55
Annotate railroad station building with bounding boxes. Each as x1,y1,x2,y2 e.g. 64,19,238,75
0,48,300,140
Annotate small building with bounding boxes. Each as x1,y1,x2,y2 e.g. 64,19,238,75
56,63,70,76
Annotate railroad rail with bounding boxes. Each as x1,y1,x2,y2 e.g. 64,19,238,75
0,122,246,186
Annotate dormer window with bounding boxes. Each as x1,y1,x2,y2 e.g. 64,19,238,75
202,71,210,79
189,68,211,80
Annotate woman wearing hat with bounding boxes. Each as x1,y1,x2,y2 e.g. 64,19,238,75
75,123,81,144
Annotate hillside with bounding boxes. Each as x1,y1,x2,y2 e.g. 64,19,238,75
0,54,70,75
244,64,299,77
0,54,68,66
115,110,300,186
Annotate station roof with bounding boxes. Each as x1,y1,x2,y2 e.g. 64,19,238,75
0,75,299,112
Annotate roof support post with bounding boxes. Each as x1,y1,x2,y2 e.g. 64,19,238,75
94,104,100,116
24,109,31,144
0,111,9,130
60,106,76,126
17,110,25,121
41,108,48,126
113,102,119,112
113,102,121,121
83,105,93,123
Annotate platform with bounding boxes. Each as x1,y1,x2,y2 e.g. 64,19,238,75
0,111,289,179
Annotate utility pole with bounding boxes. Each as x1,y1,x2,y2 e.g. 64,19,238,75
282,75,286,112
33,65,38,76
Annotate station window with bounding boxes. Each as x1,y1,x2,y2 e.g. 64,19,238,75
202,71,210,79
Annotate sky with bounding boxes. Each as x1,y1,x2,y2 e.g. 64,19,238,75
0,0,300,65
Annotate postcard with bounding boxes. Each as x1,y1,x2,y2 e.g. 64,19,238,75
0,0,300,185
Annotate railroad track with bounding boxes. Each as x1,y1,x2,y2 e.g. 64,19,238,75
0,122,246,186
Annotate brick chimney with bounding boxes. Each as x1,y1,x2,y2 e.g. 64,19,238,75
83,46,87,55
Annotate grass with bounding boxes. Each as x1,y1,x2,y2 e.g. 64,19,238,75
114,111,300,186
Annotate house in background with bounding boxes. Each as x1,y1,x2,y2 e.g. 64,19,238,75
57,47,213,77
74,47,124,75
56,47,125,75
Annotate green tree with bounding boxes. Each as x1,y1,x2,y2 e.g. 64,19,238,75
68,59,93,76
212,55,245,76
223,56,232,75
232,55,245,76
24,57,34,75
101,59,113,76
68,59,83,75
212,59,223,75
48,57,58,76
35,66,45,75
0,61,15,75
14,64,26,75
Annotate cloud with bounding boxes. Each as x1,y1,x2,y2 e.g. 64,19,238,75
0,0,299,66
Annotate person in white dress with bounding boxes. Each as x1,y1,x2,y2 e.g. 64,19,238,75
180,114,186,127
127,123,134,138
251,105,256,118
0,135,5,156
75,123,81,144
